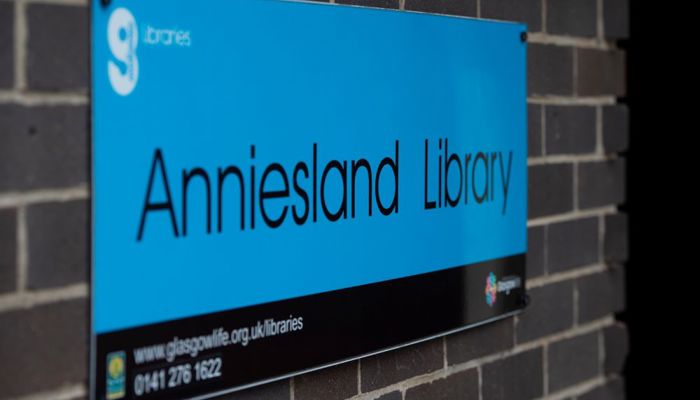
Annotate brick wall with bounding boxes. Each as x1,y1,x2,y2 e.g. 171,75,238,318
0,0,629,399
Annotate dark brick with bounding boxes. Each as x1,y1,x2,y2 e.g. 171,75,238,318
376,391,402,400
336,0,399,9
528,44,573,96
603,323,628,375
548,332,600,392
216,379,289,400
547,217,599,273
294,362,357,400
516,281,574,343
528,104,542,156
604,213,628,262
0,2,13,88
577,49,626,96
27,4,88,90
578,378,625,400
26,200,88,289
603,105,629,153
446,317,513,365
0,105,88,191
545,106,596,155
404,0,476,17
609,264,625,313
482,348,543,400
578,159,626,209
481,0,542,31
405,368,478,400
547,0,597,37
0,299,88,398
361,338,443,391
603,0,629,39
0,208,16,294
577,270,618,323
527,225,545,278
528,163,574,218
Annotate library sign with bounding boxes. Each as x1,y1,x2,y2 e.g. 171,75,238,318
91,0,528,398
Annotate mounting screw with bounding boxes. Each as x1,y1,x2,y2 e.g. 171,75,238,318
520,31,528,43
517,293,531,308
101,0,111,8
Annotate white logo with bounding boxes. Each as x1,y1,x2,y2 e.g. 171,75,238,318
107,8,139,96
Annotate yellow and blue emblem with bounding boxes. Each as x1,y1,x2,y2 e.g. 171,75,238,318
106,351,126,399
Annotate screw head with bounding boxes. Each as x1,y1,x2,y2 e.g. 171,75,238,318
517,293,531,308
520,31,528,43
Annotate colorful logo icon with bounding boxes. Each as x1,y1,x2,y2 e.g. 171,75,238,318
106,351,126,399
485,272,498,306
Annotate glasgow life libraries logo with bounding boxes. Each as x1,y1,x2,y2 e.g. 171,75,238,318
106,351,126,399
485,272,523,307
485,272,498,306
107,8,139,96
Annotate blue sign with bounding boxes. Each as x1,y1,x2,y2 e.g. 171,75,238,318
92,0,527,398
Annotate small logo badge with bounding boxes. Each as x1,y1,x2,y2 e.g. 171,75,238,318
107,8,139,95
106,351,126,399
485,272,498,306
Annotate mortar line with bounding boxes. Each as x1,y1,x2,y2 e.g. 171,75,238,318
573,162,579,211
596,105,603,155
16,206,28,292
527,96,616,106
0,90,89,105
541,104,546,155
14,0,27,90
0,283,88,313
543,376,609,400
527,32,613,50
0,184,89,209
543,343,549,395
596,0,604,40
526,263,605,289
527,206,618,227
528,153,615,165
541,0,547,33
9,383,87,400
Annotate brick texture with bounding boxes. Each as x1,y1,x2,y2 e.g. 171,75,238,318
0,105,88,192
27,200,88,289
528,163,574,218
547,0,597,37
545,106,596,155
361,338,443,391
294,362,358,400
404,0,476,17
0,300,88,398
0,208,16,294
528,44,573,96
27,4,89,90
0,2,13,89
548,332,600,392
603,105,630,153
446,317,513,365
481,0,542,32
405,368,479,400
578,159,626,209
547,217,600,273
577,49,626,96
516,280,574,343
482,348,543,400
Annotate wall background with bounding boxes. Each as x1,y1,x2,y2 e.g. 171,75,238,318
0,0,629,399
